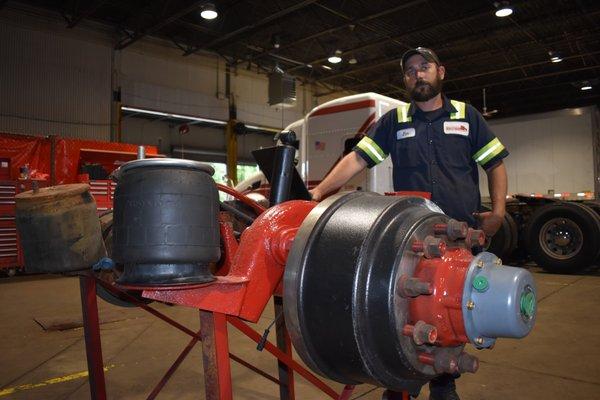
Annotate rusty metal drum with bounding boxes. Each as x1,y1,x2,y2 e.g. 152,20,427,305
15,184,106,273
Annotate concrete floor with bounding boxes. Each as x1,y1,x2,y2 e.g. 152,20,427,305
1,266,599,400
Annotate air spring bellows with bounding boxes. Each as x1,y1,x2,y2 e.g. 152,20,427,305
112,159,220,286
15,184,106,273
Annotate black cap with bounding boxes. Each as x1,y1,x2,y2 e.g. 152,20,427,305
401,47,441,71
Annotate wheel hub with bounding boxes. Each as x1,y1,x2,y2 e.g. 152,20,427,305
540,218,583,259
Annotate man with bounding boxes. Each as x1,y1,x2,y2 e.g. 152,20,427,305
309,47,508,399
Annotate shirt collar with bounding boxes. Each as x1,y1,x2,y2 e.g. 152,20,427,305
408,95,455,116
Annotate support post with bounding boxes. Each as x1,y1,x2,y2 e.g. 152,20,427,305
226,120,238,186
200,311,233,400
274,296,295,400
269,145,296,206
79,275,107,400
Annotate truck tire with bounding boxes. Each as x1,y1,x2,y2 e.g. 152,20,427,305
581,201,600,263
487,212,518,260
480,206,518,260
525,202,600,273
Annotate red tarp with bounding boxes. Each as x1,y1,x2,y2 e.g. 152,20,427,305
0,132,159,184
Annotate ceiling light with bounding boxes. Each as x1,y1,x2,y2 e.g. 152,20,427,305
200,3,218,20
581,85,592,91
348,57,357,65
328,49,342,64
121,106,227,125
494,1,513,17
271,34,281,49
322,65,332,70
548,51,563,63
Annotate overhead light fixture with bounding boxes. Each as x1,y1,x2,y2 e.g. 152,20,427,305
322,65,332,70
581,85,592,91
328,49,342,64
494,1,513,17
200,3,218,20
271,34,281,49
121,106,227,125
348,57,357,65
548,51,563,63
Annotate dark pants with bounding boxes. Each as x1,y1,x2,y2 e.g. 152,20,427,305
429,372,460,397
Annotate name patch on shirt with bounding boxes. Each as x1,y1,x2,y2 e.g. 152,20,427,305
396,127,416,140
443,121,469,136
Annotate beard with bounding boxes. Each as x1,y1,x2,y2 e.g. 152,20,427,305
409,75,443,102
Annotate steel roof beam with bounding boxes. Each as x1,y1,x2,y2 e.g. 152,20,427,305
67,0,109,28
239,0,426,66
115,1,204,50
183,0,319,56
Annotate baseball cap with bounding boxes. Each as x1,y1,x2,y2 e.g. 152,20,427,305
401,47,441,71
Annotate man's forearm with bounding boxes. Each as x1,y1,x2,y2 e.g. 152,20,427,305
312,152,367,199
486,161,507,216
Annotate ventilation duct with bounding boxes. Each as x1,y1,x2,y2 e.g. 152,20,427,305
268,66,296,108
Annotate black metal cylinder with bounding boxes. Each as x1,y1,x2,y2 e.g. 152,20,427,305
284,192,459,393
269,145,296,206
112,159,219,285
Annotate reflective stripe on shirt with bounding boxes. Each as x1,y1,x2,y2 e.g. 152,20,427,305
473,137,505,166
356,135,388,164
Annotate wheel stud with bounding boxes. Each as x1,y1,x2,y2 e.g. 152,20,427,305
403,321,438,345
398,275,433,297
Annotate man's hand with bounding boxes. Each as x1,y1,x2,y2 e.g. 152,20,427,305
473,211,504,237
309,188,323,201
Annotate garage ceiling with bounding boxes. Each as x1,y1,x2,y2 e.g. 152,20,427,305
10,0,600,118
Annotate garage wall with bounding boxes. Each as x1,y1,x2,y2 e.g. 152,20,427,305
119,42,312,130
0,14,112,140
480,106,596,196
0,5,315,156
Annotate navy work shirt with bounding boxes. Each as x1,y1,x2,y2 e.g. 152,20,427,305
353,96,508,227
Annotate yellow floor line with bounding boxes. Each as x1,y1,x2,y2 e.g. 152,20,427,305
0,365,114,397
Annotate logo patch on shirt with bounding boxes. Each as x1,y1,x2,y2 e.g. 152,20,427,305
443,121,469,136
396,127,416,140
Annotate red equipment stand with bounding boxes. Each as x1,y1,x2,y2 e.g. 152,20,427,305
78,273,358,400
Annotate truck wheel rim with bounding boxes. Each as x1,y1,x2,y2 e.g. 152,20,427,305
539,218,583,260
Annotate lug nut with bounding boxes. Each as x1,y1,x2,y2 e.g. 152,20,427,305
424,236,446,258
435,219,469,240
418,352,458,374
457,352,479,373
404,321,438,345
398,275,433,297
412,236,446,258
466,228,486,248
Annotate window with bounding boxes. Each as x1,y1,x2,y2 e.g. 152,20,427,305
207,162,261,201
208,162,260,186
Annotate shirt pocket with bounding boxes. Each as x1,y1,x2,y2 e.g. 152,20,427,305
437,133,471,168
394,137,423,168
